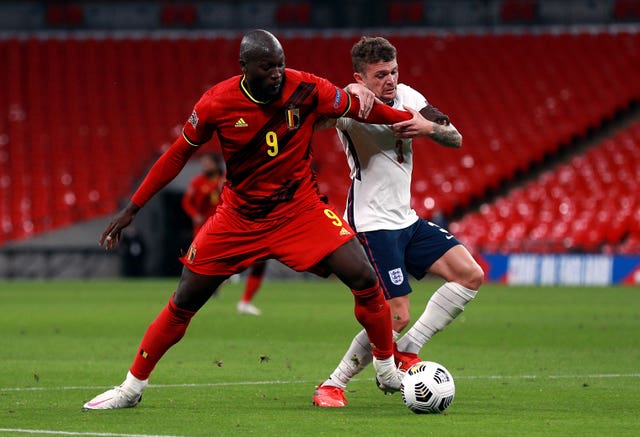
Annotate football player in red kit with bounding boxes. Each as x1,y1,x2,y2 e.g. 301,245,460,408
181,153,225,236
83,29,412,410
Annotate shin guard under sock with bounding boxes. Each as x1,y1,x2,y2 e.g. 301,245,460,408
129,295,196,380
352,283,393,359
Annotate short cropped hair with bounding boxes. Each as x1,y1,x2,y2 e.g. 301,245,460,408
351,37,397,74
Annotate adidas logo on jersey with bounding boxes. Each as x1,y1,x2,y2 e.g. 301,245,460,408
339,227,351,236
234,118,248,127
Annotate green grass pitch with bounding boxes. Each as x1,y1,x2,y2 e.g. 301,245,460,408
1,278,639,436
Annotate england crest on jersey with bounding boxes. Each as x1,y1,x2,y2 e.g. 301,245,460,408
388,268,404,285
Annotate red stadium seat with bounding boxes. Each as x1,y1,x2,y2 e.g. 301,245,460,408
275,1,311,26
452,120,640,253
161,3,197,26
387,0,424,25
500,0,536,23
614,0,640,19
46,3,84,27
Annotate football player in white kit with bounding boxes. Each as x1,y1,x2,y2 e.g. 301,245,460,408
313,36,484,407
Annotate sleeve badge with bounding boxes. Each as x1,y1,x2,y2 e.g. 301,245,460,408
188,110,199,128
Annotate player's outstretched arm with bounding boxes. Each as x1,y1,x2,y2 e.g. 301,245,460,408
315,83,379,131
392,106,462,148
99,134,198,250
346,93,412,124
345,83,377,119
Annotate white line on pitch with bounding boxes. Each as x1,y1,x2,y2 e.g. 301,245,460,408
1,373,639,393
0,429,183,437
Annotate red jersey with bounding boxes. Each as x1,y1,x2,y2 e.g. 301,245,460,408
181,174,224,220
182,68,352,220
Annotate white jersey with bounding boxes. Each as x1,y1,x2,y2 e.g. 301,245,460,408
336,84,427,232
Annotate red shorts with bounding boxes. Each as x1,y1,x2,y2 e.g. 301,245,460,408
180,199,355,276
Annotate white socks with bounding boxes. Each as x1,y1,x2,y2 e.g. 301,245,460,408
396,282,476,354
323,282,476,389
324,329,401,389
123,371,148,396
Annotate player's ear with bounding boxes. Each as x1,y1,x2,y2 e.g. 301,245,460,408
239,60,247,73
353,72,364,84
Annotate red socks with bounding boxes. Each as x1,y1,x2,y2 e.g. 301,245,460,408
241,262,266,303
352,283,393,359
128,283,392,381
129,295,195,380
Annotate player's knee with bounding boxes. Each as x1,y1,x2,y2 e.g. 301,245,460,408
463,264,484,291
174,269,225,311
449,261,484,291
353,269,379,291
345,259,379,291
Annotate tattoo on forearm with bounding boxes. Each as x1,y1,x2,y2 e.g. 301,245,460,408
430,124,462,148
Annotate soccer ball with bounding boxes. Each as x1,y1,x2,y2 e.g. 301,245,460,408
400,361,455,414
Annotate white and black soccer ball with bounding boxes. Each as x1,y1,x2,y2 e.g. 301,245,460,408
400,361,455,414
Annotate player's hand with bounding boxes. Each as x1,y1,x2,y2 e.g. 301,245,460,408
346,83,376,119
421,104,450,125
391,106,434,138
99,202,140,250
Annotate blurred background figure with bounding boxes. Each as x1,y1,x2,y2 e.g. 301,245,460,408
237,260,266,316
181,153,225,236
182,153,264,316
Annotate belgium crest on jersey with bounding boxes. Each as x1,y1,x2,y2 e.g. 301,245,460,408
186,243,197,263
285,106,300,130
